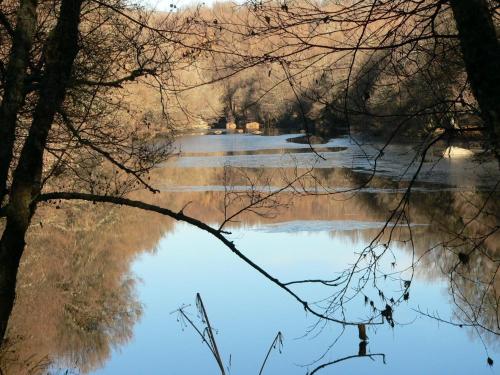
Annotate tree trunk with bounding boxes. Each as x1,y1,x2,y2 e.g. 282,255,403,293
0,0,38,205
449,0,500,161
0,0,83,342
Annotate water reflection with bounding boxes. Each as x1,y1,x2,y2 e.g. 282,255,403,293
1,135,499,374
175,146,347,158
0,204,171,374
169,134,498,187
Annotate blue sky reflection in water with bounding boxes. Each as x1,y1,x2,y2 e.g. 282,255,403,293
92,222,499,375
86,135,500,375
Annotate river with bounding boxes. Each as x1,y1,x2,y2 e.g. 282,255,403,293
3,133,499,374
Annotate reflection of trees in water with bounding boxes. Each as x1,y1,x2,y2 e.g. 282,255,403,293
1,203,171,374
408,190,500,343
163,166,500,371
349,177,500,342
1,165,498,372
158,166,500,341
156,165,500,342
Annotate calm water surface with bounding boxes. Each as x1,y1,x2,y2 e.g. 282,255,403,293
5,134,499,374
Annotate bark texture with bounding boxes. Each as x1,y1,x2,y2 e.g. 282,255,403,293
450,0,500,160
0,0,83,341
0,0,38,205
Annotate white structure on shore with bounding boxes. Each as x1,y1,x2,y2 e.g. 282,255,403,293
443,146,474,158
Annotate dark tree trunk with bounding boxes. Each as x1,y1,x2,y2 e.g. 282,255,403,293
0,0,38,205
0,0,83,342
449,0,500,161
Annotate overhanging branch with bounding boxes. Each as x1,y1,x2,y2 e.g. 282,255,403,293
73,68,157,88
37,191,382,327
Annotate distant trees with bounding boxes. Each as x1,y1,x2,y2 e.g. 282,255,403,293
166,0,499,146
197,0,499,148
0,0,498,352
0,0,212,341
178,0,500,349
0,0,340,344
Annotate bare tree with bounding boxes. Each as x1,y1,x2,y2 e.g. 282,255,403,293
0,0,498,359
0,0,224,342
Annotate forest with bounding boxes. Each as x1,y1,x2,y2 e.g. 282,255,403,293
0,0,499,374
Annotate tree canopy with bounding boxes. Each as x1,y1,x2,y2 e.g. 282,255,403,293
0,0,499,355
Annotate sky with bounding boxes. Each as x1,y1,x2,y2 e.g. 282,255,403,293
140,0,220,11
